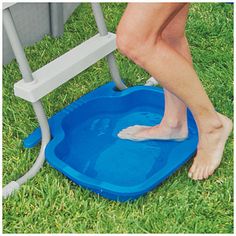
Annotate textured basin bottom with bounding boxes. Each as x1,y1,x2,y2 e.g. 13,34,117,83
61,109,170,187
26,82,198,201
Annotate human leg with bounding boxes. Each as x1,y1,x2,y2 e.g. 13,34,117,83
118,4,191,140
116,3,232,179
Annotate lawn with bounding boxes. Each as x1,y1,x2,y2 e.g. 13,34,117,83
2,3,233,234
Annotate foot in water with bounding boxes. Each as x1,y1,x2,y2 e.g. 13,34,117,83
118,112,232,180
118,119,188,141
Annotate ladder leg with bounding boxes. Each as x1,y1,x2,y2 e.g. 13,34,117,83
50,3,64,37
91,3,127,90
2,9,51,199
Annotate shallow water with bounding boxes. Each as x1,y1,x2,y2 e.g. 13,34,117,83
58,107,195,187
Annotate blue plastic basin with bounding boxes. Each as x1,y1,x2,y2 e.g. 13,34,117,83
25,82,198,201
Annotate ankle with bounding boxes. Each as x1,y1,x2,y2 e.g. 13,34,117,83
198,116,223,134
161,117,187,129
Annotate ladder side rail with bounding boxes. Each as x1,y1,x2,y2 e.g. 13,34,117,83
91,3,127,90
2,9,51,199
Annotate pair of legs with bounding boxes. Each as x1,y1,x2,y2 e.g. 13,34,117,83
116,3,232,180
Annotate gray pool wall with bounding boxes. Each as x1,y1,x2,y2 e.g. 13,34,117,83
3,2,80,65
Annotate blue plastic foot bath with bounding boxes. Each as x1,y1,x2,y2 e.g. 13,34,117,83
24,82,198,202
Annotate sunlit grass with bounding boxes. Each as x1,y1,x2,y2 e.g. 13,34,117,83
2,3,233,233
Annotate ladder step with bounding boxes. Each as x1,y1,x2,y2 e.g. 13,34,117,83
14,33,116,102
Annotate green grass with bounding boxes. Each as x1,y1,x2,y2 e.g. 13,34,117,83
2,3,233,234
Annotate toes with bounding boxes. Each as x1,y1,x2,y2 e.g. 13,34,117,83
124,126,137,132
188,161,198,177
117,132,125,139
117,125,151,140
117,130,131,139
203,167,209,179
191,166,207,180
208,166,215,177
129,125,149,134
118,127,136,137
188,162,199,180
189,164,196,174
189,165,216,181
197,168,205,180
126,126,143,135
202,166,216,180
189,164,205,181
188,172,193,178
188,155,219,181
118,125,148,136
119,127,135,135
117,129,143,141
192,167,200,180
118,131,133,140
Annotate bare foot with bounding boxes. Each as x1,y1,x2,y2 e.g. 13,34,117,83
188,113,232,180
118,119,188,141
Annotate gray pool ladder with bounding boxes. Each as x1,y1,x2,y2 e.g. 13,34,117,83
2,3,127,199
